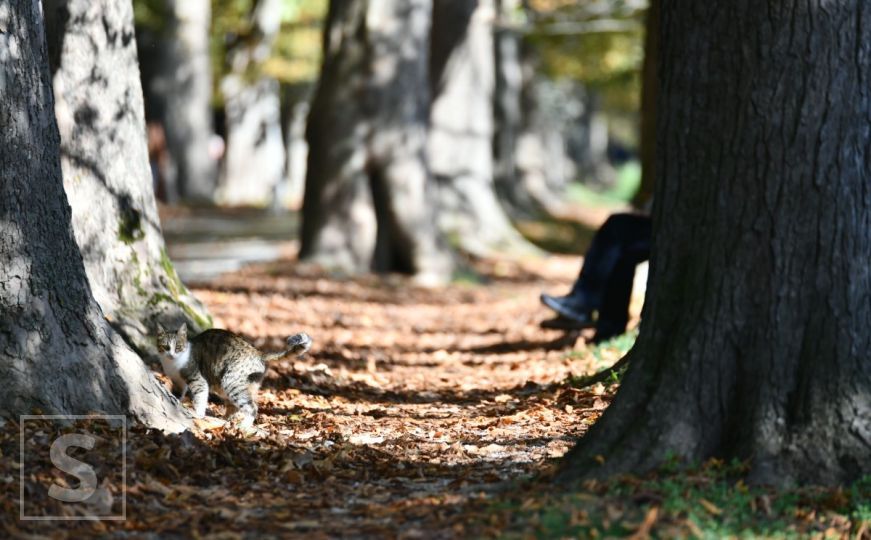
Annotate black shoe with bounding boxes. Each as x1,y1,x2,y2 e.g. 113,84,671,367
540,315,594,330
540,293,594,325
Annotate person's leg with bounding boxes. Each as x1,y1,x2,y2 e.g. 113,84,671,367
591,236,651,343
542,213,651,324
570,214,651,305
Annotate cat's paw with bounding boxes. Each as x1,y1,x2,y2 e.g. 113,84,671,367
287,332,313,357
227,412,262,435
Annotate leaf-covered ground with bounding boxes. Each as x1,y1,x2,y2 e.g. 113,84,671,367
2,256,618,537
3,255,868,538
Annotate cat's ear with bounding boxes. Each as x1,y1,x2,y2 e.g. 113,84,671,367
177,323,187,339
156,323,166,336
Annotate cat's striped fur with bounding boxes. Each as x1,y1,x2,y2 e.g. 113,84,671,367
157,324,312,428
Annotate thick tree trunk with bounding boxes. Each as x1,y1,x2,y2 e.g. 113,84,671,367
300,0,452,283
0,0,187,430
154,0,216,202
560,1,871,486
217,0,286,207
42,0,212,363
429,0,536,256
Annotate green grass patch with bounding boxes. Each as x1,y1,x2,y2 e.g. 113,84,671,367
566,161,642,207
588,329,637,361
487,462,870,539
564,329,637,387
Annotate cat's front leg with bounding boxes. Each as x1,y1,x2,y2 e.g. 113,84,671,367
187,373,209,418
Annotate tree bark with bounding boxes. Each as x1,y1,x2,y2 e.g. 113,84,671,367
300,0,452,283
42,0,212,363
217,0,286,207
150,0,216,202
0,0,188,430
429,0,536,256
560,0,871,486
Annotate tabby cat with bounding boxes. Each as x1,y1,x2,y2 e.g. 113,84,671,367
157,324,312,428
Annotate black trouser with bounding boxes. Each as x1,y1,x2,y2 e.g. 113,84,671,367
569,213,652,338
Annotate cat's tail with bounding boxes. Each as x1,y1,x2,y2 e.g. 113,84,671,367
262,332,313,363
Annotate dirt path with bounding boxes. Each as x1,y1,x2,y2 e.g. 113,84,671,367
5,256,628,538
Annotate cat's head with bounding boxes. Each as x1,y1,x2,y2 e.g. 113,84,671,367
156,323,188,355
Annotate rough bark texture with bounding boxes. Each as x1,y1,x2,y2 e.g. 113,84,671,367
560,1,871,486
151,0,216,202
429,0,535,256
632,0,659,208
42,0,212,363
217,0,286,207
300,0,452,283
0,0,188,430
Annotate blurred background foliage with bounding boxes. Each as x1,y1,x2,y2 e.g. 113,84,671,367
525,0,646,146
211,0,327,93
132,0,647,203
135,0,327,105
521,0,647,204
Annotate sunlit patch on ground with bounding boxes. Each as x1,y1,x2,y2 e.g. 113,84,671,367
2,255,624,537
3,255,865,537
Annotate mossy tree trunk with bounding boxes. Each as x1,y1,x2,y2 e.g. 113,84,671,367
0,0,188,430
300,0,452,284
43,0,212,363
560,0,871,486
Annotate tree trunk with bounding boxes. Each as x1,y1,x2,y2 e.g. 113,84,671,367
0,0,187,430
560,1,871,486
631,0,659,208
492,1,598,219
281,84,312,209
429,0,537,256
42,0,212,363
513,77,601,212
217,0,286,207
153,0,216,202
300,0,452,284
492,0,525,212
